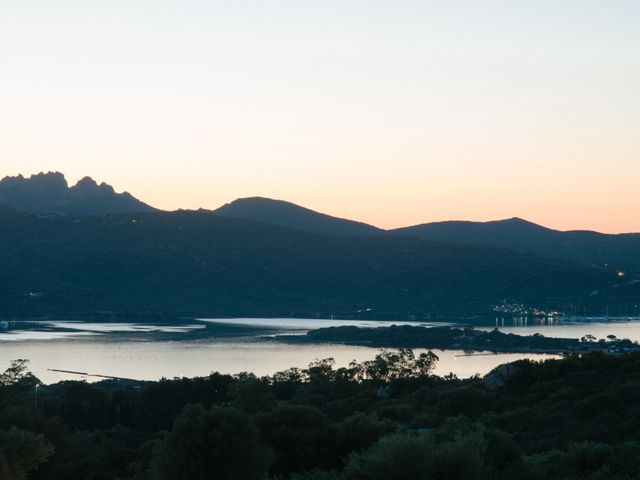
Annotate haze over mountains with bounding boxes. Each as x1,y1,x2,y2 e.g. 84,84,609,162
0,172,639,319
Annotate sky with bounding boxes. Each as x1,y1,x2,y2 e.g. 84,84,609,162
1,1,639,232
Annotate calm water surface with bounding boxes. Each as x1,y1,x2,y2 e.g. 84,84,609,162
0,317,636,384
482,316,640,342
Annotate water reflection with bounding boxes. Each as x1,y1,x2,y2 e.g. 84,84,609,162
495,316,562,328
0,316,637,384
487,317,640,342
200,317,449,331
0,321,206,341
0,337,558,384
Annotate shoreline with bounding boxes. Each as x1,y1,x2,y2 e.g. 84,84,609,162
279,324,640,356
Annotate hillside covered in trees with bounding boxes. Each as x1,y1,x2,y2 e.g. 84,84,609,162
1,208,637,319
4,351,640,479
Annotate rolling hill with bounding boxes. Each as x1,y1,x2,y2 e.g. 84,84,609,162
211,196,640,268
212,197,383,236
391,218,640,268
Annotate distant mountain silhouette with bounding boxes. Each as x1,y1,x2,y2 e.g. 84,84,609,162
212,199,640,267
0,209,632,319
0,172,156,215
213,197,382,236
394,218,554,246
392,218,640,268
2,171,640,269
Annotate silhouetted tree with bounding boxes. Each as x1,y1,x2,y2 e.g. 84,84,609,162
229,373,276,414
0,360,40,389
363,349,438,383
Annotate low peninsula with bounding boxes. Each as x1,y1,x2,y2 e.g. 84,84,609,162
282,325,639,355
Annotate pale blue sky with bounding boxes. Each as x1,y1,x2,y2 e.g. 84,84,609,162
1,1,639,231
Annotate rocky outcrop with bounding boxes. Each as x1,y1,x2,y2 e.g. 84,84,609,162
0,172,156,215
482,363,522,391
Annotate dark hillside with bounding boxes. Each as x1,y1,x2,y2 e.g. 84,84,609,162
0,210,632,318
393,217,640,268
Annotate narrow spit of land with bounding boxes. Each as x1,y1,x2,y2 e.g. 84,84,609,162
281,325,640,355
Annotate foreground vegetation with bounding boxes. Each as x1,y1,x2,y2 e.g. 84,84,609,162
3,350,640,479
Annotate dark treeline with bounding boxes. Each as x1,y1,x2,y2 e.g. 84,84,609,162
3,350,640,479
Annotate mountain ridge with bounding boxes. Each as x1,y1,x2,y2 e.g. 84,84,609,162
2,171,640,268
210,197,640,268
0,172,156,215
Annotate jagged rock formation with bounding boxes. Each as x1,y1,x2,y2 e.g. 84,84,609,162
0,172,156,215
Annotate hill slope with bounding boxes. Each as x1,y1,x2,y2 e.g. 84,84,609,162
0,209,634,319
0,172,156,215
392,218,640,268
213,199,640,268
213,197,382,236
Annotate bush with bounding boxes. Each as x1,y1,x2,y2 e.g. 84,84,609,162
345,431,491,480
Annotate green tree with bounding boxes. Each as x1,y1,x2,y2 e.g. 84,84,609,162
0,427,54,480
345,431,491,480
528,441,640,479
256,405,336,476
304,358,336,384
150,405,272,480
270,367,304,399
335,413,396,461
229,373,276,414
345,433,434,480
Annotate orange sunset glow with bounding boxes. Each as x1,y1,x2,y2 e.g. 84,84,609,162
1,1,638,233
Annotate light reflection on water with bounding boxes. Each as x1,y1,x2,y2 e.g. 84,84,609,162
0,321,205,341
484,317,640,342
0,336,558,384
0,317,637,384
199,317,451,330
